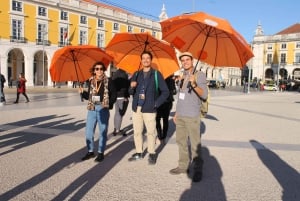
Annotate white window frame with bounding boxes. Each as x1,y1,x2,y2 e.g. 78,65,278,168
37,23,47,42
80,15,87,24
38,6,47,17
60,11,68,21
11,18,23,39
280,53,286,64
266,53,272,64
295,52,300,63
79,30,87,45
97,31,105,48
152,31,156,37
267,44,273,50
12,0,22,12
59,26,68,44
113,23,119,31
98,19,104,28
128,25,133,32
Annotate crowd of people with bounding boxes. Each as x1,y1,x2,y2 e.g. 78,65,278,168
77,51,208,183
1,51,208,183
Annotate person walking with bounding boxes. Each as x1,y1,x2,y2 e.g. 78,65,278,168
128,51,169,165
112,68,130,136
155,75,176,143
0,73,6,102
169,52,208,182
79,61,117,162
14,73,30,104
8,77,13,88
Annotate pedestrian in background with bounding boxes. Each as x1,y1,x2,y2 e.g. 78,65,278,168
14,73,30,104
112,68,130,136
128,51,169,165
155,75,176,143
0,73,6,102
79,61,117,162
170,52,208,183
8,77,13,88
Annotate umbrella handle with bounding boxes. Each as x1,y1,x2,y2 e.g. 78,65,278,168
187,81,192,93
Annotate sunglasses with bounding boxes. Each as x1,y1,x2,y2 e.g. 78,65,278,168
94,67,104,71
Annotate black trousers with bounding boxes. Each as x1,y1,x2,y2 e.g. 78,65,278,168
156,101,173,140
15,92,29,102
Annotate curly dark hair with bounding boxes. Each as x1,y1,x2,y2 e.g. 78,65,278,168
89,61,106,75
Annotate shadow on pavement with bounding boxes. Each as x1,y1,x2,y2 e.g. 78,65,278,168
0,114,85,156
0,136,134,201
250,140,300,201
156,118,176,156
52,140,134,200
179,146,226,201
204,114,219,121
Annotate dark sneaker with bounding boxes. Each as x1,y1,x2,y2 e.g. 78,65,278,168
169,167,188,175
128,153,142,161
13,101,18,104
192,171,202,182
95,153,104,162
148,153,157,165
112,129,117,136
81,152,95,161
122,131,127,137
112,129,122,136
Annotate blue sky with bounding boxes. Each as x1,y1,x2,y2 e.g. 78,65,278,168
99,0,299,43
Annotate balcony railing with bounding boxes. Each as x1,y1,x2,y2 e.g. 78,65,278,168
10,36,27,43
58,41,71,47
293,62,300,65
36,39,51,46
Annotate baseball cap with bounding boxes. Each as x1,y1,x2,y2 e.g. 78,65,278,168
178,52,193,60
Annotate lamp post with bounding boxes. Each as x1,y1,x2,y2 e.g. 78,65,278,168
42,26,47,87
247,66,251,93
277,63,280,92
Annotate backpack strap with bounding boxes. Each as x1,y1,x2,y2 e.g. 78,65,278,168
154,70,158,94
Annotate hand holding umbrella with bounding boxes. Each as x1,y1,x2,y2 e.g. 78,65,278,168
49,45,113,101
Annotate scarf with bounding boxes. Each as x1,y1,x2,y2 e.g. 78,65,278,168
87,74,109,109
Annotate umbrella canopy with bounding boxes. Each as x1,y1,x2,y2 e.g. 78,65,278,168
105,32,180,78
160,12,254,68
49,45,113,82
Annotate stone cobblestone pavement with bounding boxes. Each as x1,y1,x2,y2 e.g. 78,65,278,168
0,88,300,201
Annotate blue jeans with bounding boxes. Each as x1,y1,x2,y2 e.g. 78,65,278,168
85,104,109,153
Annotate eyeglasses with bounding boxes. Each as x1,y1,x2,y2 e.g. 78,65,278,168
94,68,104,71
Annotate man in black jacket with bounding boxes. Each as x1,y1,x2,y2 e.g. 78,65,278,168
112,68,130,136
128,51,169,165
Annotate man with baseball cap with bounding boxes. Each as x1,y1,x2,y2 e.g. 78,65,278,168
170,51,208,182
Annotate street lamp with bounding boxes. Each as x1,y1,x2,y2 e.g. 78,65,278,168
42,26,47,87
277,63,280,92
247,66,251,93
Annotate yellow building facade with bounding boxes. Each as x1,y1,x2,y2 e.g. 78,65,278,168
0,0,161,86
250,22,300,87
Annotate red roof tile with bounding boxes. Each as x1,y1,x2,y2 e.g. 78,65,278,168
276,23,300,35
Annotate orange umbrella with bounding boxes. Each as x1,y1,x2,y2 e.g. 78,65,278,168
49,45,113,82
105,32,180,78
160,12,254,68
